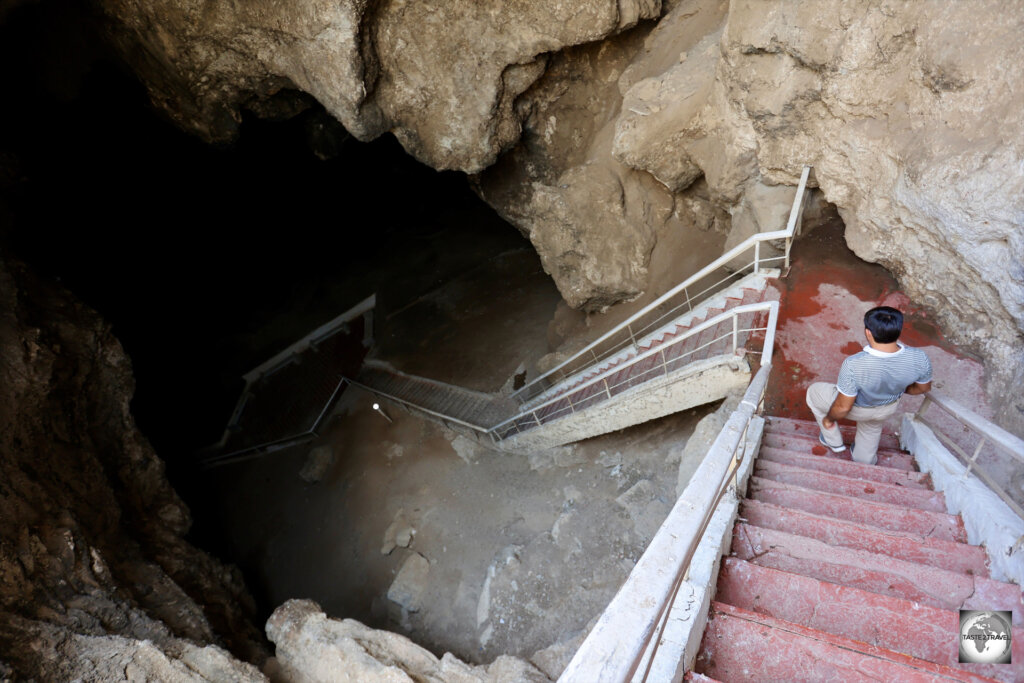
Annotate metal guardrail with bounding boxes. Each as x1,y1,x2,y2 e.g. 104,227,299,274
559,364,772,682
512,165,811,406
344,377,494,435
201,296,376,467
912,391,1024,520
489,301,778,441
202,376,350,468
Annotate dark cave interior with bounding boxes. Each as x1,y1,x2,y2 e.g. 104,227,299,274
0,0,525,464
0,0,536,586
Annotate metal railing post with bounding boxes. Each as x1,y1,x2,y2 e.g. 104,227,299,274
732,315,739,354
602,378,612,399
628,324,640,352
915,396,932,420
965,437,987,476
660,349,668,375
753,241,761,274
532,411,542,427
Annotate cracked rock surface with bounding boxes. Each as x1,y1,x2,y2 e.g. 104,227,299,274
103,0,1024,435
0,254,268,679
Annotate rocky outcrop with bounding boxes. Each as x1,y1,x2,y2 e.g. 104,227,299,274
474,0,732,310
265,599,549,682
100,0,661,172
488,0,1024,432
713,0,1024,432
0,255,267,678
102,0,1024,424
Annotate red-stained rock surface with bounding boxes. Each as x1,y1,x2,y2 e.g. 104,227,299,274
764,219,988,424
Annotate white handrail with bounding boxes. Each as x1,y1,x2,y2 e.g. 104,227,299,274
513,165,810,403
918,391,1024,462
488,302,777,437
344,377,494,433
559,364,772,682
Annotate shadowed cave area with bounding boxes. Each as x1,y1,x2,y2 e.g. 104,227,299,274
0,0,718,668
2,0,1021,680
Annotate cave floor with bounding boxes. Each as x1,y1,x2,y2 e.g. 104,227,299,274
202,219,729,669
201,211,1009,673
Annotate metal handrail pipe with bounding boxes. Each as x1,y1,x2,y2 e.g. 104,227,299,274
514,165,809,402
517,300,776,417
489,302,777,435
920,391,1024,462
344,378,493,434
558,365,772,683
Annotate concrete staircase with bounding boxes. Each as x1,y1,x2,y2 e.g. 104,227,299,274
504,283,771,438
694,416,1024,682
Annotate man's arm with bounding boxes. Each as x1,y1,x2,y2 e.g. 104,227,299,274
822,392,856,429
905,381,932,395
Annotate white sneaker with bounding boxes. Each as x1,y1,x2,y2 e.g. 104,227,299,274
818,432,846,453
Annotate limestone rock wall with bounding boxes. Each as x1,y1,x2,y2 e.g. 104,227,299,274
710,0,1024,432
100,0,661,172
102,0,1024,423
265,599,549,682
0,255,267,679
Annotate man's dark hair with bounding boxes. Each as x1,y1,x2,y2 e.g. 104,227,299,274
864,306,903,343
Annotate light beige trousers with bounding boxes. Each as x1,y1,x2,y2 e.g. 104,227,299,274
805,382,900,465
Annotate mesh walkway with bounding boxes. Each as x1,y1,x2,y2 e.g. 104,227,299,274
354,361,517,430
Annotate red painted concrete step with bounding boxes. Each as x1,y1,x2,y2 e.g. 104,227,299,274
765,415,903,451
715,559,1022,682
739,499,989,577
761,431,916,470
696,601,997,682
758,444,931,488
749,476,968,542
754,459,947,512
731,523,1024,622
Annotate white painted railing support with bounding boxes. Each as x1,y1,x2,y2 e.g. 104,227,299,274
559,366,772,683
514,166,810,405
911,391,1024,521
487,302,778,439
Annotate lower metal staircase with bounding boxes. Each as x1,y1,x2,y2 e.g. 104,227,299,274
694,416,1023,682
352,360,517,431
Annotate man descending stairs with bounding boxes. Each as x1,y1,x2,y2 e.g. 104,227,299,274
694,416,1024,682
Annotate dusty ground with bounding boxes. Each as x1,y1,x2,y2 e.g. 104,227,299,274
203,195,1005,672
210,395,712,665
203,214,729,669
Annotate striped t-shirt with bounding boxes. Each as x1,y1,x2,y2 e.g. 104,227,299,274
836,343,933,408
